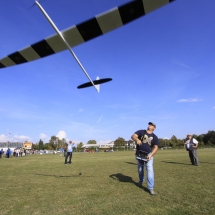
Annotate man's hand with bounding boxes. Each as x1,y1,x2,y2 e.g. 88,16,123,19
136,139,142,145
147,154,152,161
131,134,142,145
147,145,159,161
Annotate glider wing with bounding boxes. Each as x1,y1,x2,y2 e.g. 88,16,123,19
0,0,174,69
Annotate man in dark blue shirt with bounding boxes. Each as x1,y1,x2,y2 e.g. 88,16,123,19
131,122,160,195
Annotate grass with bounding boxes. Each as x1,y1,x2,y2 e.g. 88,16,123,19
0,149,215,215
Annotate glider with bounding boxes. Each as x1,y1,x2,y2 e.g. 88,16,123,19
0,0,174,91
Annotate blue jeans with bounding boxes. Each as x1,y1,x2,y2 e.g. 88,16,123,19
137,156,154,190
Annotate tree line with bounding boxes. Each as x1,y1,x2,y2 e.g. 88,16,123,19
32,130,215,150
158,130,215,149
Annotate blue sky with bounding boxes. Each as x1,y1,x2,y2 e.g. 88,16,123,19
0,0,215,144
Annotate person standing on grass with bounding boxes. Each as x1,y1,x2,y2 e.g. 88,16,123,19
0,149,2,158
16,148,19,157
131,122,160,195
64,140,75,164
185,134,199,166
6,148,11,158
19,148,22,157
1,149,4,158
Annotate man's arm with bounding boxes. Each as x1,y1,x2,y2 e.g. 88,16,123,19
131,133,142,145
192,139,198,148
147,145,158,161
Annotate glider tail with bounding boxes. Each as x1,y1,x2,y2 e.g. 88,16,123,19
94,76,100,93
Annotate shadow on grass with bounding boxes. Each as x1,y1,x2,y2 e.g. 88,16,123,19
125,162,137,165
35,173,92,178
161,161,191,165
109,173,149,193
198,162,215,164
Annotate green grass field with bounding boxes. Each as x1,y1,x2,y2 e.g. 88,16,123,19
1,149,215,215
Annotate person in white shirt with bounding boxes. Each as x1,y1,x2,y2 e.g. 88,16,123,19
64,140,75,164
185,134,199,166
16,148,20,157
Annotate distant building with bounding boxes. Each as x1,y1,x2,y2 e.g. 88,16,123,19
0,141,33,151
0,142,23,149
82,142,114,149
0,142,23,153
23,141,33,150
82,140,135,149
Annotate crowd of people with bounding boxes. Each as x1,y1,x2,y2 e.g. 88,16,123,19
0,148,29,158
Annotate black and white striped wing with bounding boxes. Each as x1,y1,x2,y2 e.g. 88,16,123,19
0,0,174,69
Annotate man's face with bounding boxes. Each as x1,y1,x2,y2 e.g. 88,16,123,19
187,135,191,140
148,125,155,131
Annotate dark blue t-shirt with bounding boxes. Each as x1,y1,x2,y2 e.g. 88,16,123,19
135,130,159,153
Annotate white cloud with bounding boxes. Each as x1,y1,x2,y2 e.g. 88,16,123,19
0,134,8,142
0,134,31,142
177,98,202,103
39,133,49,143
13,135,31,142
56,131,67,140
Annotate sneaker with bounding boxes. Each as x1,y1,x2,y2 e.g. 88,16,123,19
138,181,143,186
149,189,156,195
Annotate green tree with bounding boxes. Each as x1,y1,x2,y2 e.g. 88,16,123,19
114,137,126,147
49,136,58,150
170,135,178,148
203,130,215,146
32,143,38,150
158,138,165,147
77,142,83,149
58,138,67,148
38,139,44,150
177,139,184,149
87,140,97,144
196,134,204,143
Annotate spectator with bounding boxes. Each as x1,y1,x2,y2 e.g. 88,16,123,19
19,148,23,157
16,148,19,157
65,140,75,164
2,149,4,157
185,134,199,166
6,148,11,158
